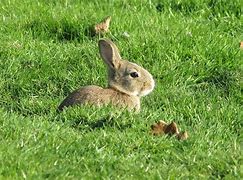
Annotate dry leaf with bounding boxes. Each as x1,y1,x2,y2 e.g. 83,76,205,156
240,42,243,49
177,131,188,140
85,16,111,37
94,16,111,34
164,122,179,135
151,120,167,135
151,120,188,140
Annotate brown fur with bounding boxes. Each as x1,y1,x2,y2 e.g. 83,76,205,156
58,39,154,112
58,85,140,111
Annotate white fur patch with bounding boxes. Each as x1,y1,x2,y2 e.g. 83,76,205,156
139,78,155,97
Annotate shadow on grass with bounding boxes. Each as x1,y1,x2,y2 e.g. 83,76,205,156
1,100,133,131
70,116,132,131
155,0,241,18
194,68,239,96
156,0,198,14
25,19,85,42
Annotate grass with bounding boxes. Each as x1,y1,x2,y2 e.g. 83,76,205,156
0,0,242,179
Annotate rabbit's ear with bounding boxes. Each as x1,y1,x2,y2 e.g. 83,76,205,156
99,39,121,69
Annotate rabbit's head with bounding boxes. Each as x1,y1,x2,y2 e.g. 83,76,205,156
99,39,155,97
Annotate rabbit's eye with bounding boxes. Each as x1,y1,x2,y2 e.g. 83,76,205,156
130,72,139,78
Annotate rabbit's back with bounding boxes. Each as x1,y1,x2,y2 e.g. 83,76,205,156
58,85,140,111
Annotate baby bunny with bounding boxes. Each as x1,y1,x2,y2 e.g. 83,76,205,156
58,39,155,112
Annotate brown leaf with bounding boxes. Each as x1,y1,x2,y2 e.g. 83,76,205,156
177,131,189,140
151,120,188,140
164,122,179,135
94,16,111,34
240,42,243,49
151,120,167,135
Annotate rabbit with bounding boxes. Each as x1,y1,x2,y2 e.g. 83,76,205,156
58,39,155,112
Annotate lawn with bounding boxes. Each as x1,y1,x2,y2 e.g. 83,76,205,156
0,0,242,179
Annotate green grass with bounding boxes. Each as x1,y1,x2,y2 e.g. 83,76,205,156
0,0,242,179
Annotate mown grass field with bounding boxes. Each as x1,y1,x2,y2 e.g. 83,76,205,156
0,0,242,179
